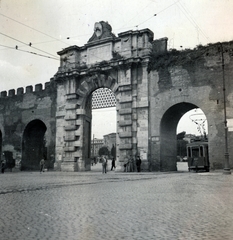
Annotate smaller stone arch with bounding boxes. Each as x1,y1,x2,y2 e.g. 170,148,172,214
160,102,200,171
21,119,47,170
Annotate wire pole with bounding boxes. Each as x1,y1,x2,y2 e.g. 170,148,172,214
92,134,95,158
220,42,231,174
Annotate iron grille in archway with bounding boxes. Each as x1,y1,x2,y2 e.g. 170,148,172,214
91,88,116,109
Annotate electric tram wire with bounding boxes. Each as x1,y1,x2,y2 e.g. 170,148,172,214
16,48,60,61
175,1,209,42
0,31,59,59
0,12,70,47
0,43,59,60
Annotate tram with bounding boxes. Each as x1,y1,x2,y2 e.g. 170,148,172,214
186,140,209,172
185,110,209,172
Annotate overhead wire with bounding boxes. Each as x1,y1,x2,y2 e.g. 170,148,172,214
0,13,112,63
121,1,154,28
0,31,115,63
0,1,209,64
175,1,209,42
0,12,70,46
0,44,59,60
0,1,209,50
0,31,59,59
16,48,60,61
66,1,182,40
0,39,62,51
134,0,181,28
0,16,100,61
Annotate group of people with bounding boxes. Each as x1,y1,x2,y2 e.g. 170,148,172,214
124,155,142,172
1,156,48,174
101,155,142,174
1,154,142,174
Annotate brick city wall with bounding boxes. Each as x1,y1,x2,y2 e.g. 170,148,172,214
0,82,57,170
148,41,233,171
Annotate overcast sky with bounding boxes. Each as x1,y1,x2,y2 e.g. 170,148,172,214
0,0,230,137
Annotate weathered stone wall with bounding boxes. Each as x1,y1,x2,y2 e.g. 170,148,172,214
0,82,57,169
148,42,233,171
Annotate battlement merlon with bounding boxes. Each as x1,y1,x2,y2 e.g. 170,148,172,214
56,22,157,73
0,82,52,98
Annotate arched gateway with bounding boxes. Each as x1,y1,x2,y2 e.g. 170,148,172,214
0,21,233,172
53,21,154,171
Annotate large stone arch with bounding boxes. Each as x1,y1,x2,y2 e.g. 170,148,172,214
77,72,119,170
54,69,121,172
159,102,199,171
21,119,47,170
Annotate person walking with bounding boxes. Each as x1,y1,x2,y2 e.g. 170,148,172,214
102,156,107,174
136,156,142,172
1,154,6,174
124,160,129,172
40,158,45,173
111,157,116,171
128,155,134,172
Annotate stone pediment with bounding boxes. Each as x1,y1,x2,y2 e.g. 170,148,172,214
57,21,155,70
88,21,116,43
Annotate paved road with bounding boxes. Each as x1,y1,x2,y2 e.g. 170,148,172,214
0,165,233,240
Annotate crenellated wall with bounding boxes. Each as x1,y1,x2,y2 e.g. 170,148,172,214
0,82,51,98
0,80,57,170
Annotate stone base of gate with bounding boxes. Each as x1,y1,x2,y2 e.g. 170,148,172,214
54,161,87,171
54,161,62,171
62,162,77,171
114,161,151,172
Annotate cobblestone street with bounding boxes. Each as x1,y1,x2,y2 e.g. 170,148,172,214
0,164,233,240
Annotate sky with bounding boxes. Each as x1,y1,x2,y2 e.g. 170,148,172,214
0,0,231,138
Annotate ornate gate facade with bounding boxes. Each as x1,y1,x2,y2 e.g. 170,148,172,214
53,21,154,171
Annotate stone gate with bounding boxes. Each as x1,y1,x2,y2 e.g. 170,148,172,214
0,21,233,172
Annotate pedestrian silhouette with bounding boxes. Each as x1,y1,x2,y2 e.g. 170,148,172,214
136,156,141,172
128,155,134,172
1,158,6,174
40,158,45,173
111,157,116,171
102,156,107,174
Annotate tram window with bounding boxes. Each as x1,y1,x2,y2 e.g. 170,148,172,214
188,147,191,157
192,147,199,157
200,146,204,157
